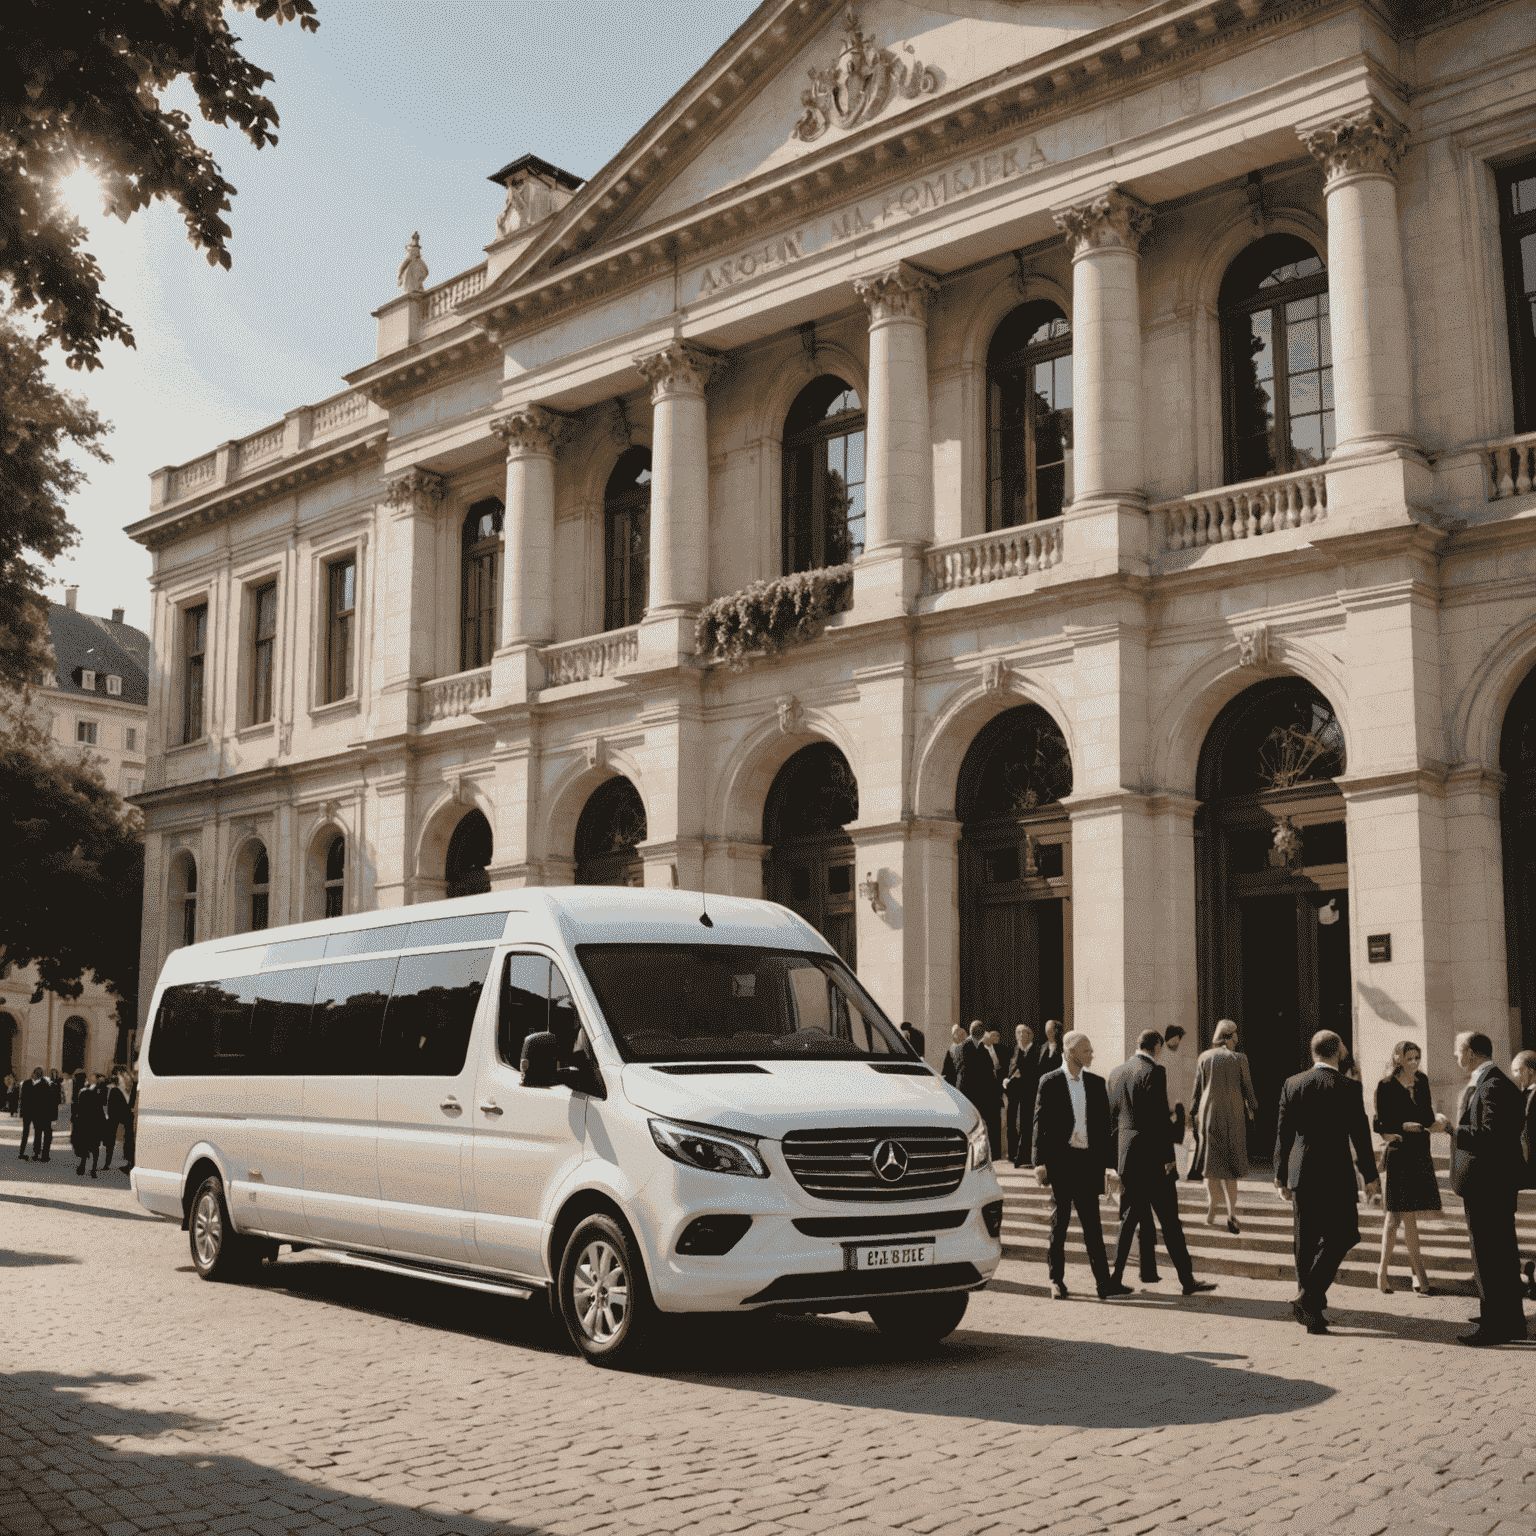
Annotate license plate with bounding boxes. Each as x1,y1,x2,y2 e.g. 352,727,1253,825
847,1239,936,1271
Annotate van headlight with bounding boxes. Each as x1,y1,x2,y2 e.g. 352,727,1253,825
649,1117,769,1179
968,1120,991,1171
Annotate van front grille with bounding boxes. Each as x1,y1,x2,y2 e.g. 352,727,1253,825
780,1126,968,1202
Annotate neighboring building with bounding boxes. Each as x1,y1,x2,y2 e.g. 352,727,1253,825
0,592,149,1083
127,0,1536,1128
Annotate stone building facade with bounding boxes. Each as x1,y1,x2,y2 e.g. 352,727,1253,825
129,0,1536,1122
2,594,150,1082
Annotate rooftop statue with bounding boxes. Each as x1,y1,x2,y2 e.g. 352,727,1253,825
396,231,429,294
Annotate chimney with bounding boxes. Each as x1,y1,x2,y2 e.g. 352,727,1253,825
65,585,78,611
111,607,125,624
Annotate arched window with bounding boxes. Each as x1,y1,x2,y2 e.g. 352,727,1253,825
604,448,651,632
1220,235,1332,483
575,777,648,887
324,834,345,918
461,498,504,671
783,377,866,574
63,1016,88,1076
169,853,198,950
446,810,493,898
250,844,270,932
764,742,859,965
987,302,1072,530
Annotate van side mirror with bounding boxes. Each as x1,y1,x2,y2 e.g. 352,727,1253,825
520,1031,559,1088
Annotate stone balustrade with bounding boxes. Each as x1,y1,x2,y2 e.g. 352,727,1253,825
235,424,284,472
426,266,487,320
312,391,369,438
540,627,640,687
420,666,491,724
168,454,217,501
1479,429,1536,501
923,522,1064,593
1151,466,1329,553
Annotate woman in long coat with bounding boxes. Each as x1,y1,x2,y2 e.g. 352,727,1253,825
1190,1019,1258,1232
70,1077,106,1177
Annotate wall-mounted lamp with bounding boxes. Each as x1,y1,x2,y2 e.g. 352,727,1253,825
858,871,886,915
1317,898,1340,926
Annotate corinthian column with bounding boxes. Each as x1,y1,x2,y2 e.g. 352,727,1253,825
633,340,721,618
1298,108,1412,457
489,405,567,647
1052,186,1153,506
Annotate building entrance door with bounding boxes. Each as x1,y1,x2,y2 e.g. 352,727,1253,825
763,743,859,968
574,777,647,887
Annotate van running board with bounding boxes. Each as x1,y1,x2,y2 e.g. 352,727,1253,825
335,1250,542,1300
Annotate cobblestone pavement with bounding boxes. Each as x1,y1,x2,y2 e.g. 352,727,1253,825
3,1119,1533,1536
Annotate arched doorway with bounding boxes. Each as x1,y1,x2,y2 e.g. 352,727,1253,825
1196,678,1350,1159
764,743,858,965
575,777,647,886
445,810,493,898
1,1012,16,1080
1499,664,1536,1052
62,1017,88,1076
958,705,1073,1036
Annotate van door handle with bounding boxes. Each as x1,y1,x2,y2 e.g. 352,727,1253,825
439,1096,462,1114
479,1101,503,1116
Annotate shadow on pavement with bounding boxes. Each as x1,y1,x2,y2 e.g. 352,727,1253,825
0,1190,161,1223
0,1372,554,1536
0,1249,82,1267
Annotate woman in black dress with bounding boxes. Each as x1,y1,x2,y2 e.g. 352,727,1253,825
1373,1041,1448,1294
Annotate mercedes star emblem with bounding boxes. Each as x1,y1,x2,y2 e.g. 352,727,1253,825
871,1139,909,1183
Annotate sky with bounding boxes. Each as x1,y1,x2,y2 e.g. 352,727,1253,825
48,0,722,634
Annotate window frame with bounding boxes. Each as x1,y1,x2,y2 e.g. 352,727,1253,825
1497,156,1536,435
250,580,278,726
125,726,138,753
324,555,357,705
460,499,504,672
781,379,867,574
323,834,345,919
250,846,270,933
1219,250,1332,486
182,601,209,744
106,674,122,696
603,449,651,633
986,307,1073,532
75,719,98,746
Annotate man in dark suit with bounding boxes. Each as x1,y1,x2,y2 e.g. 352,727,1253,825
941,1024,966,1087
1037,1018,1064,1079
1450,1032,1528,1345
1108,1029,1217,1296
898,1021,926,1060
1005,1024,1043,1167
1274,1030,1379,1334
17,1067,43,1160
958,1021,1004,1160
1033,1030,1129,1300
1514,1050,1536,1302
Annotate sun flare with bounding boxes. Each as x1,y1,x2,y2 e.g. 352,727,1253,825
56,165,105,224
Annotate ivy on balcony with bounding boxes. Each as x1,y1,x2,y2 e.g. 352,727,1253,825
695,565,852,670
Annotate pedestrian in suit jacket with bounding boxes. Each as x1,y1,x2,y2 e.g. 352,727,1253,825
958,1021,1004,1159
1274,1030,1379,1334
941,1024,966,1087
1032,1031,1128,1300
1450,1033,1528,1344
17,1068,44,1160
1037,1018,1064,1080
1005,1025,1044,1167
899,1021,926,1060
1108,1031,1217,1296
1513,1051,1536,1303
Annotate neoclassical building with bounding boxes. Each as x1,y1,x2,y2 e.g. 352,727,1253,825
130,0,1536,1124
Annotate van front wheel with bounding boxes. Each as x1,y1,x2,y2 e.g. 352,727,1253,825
557,1214,655,1367
868,1291,970,1345
188,1174,257,1282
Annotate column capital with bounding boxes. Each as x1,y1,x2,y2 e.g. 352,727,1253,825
489,403,570,458
1297,107,1407,186
1051,185,1155,258
853,261,939,324
634,339,723,402
383,466,447,514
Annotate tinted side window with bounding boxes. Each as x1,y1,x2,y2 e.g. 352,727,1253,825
550,964,581,1057
311,957,397,1075
250,966,319,1075
498,954,549,1068
382,948,493,1076
148,982,223,1076
209,976,259,1073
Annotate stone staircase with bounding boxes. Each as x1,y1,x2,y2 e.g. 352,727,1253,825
996,1152,1536,1292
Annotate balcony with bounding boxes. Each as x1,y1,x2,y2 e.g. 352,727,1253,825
1150,465,1329,570
922,522,1065,595
420,666,491,724
1478,429,1536,502
540,627,640,688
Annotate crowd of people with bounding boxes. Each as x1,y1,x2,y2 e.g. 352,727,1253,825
941,1017,1536,1347
4,1066,138,1177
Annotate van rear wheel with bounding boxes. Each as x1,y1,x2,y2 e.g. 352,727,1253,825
868,1291,969,1345
188,1174,258,1282
557,1213,655,1367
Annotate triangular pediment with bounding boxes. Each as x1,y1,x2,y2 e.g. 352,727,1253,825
481,0,1142,300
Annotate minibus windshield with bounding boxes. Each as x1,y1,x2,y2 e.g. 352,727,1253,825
576,943,915,1062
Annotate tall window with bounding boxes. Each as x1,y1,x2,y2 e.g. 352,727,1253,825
604,448,651,631
987,303,1073,529
181,859,198,948
1221,235,1332,484
251,582,277,724
783,376,866,573
126,727,137,752
183,603,207,743
461,498,504,670
1499,157,1536,433
76,720,97,745
324,835,345,918
325,555,356,704
250,846,270,932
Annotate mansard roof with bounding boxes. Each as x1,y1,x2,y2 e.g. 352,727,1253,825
45,603,150,706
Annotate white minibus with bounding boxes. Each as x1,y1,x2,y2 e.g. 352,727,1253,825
132,888,1003,1364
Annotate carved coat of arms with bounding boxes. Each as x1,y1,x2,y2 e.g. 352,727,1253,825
794,7,937,143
